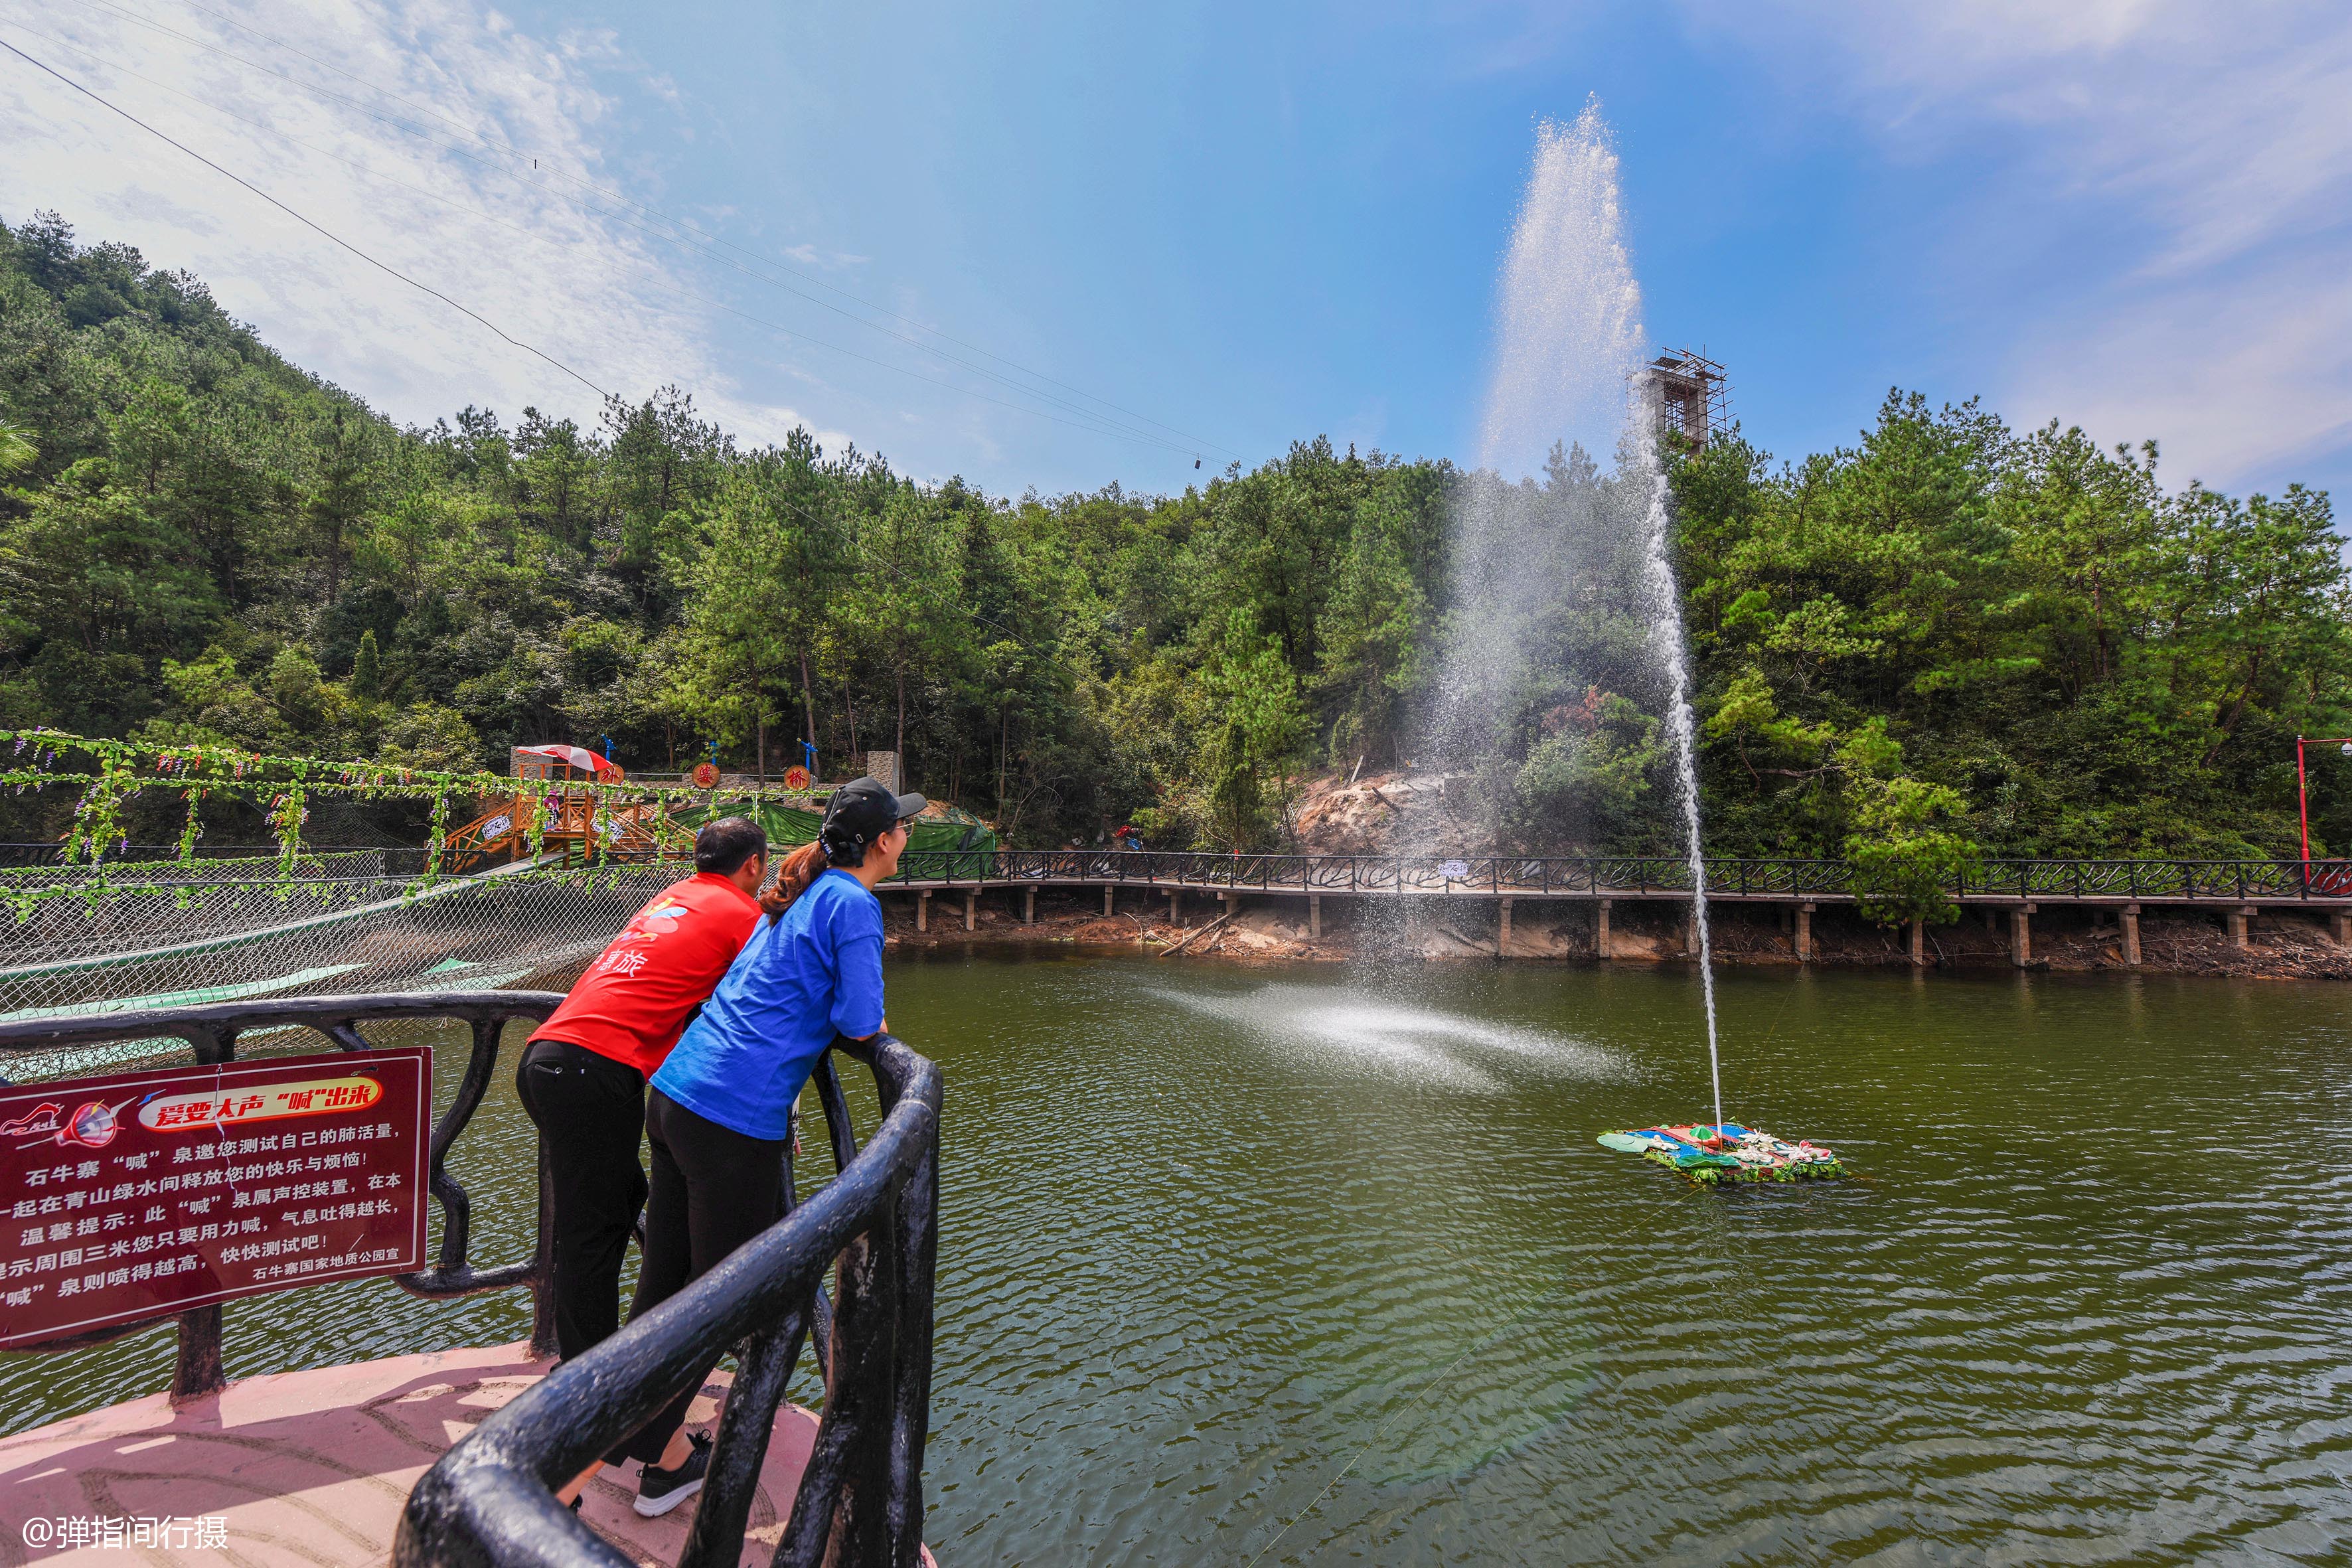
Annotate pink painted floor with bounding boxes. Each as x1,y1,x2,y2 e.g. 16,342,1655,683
0,1341,852,1566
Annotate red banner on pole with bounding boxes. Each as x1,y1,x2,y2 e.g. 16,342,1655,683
0,1047,430,1349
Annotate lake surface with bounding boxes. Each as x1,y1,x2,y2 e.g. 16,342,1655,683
5,955,2351,1564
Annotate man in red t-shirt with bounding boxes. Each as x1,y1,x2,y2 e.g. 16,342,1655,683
514,816,765,1497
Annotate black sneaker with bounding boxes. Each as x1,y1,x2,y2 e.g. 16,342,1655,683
633,1431,711,1518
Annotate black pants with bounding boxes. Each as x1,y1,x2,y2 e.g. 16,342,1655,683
623,1087,787,1459
514,1038,669,1464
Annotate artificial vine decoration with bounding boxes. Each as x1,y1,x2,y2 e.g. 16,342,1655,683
422,787,452,891
0,728,783,919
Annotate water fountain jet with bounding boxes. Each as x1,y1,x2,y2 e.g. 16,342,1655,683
1437,99,1726,1128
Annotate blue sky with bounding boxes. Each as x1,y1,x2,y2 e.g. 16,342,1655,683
3,0,2347,503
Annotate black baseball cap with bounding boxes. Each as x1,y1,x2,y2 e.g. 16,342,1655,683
820,776,927,857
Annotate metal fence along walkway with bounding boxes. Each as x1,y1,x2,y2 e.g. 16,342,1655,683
882,849,2352,905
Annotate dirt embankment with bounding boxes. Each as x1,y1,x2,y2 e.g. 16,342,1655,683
879,886,2352,979
1291,768,1469,856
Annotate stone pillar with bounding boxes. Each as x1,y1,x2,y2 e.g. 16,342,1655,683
916,889,929,933
1169,889,1182,925
2122,903,2141,966
1595,898,1612,957
1308,895,1322,940
1908,919,1925,967
1682,902,1697,957
963,890,977,932
1795,903,1813,963
1024,887,1036,925
864,749,901,791
1103,884,1115,917
2227,905,2252,948
2011,903,2034,967
2331,909,2351,947
1498,898,1513,957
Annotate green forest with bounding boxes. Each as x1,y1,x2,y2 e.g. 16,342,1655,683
3,210,2347,866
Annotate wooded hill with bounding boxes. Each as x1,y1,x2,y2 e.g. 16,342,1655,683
3,210,2345,866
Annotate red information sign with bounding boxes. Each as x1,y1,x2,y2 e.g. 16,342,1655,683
0,1047,430,1349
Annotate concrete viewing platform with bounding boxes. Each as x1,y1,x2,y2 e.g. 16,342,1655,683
0,1342,829,1567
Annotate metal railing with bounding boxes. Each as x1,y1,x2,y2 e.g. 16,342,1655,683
884,849,2352,902
397,1030,940,1568
1,991,942,1567
0,991,564,1397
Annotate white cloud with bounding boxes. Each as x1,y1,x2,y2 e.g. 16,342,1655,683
1676,0,2352,489
0,0,816,444
781,242,869,270
2007,257,2352,493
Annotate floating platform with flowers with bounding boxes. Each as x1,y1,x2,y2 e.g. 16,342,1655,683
1597,1123,1847,1185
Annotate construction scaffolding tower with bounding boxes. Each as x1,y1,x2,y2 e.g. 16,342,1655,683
1640,349,1730,453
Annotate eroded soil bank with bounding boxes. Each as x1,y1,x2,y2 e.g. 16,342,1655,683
878,885,2352,980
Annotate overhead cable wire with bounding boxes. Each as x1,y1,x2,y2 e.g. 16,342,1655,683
1,18,1205,457
11,27,1110,679
14,29,1107,697
62,0,1242,461
0,32,611,400
157,0,1233,455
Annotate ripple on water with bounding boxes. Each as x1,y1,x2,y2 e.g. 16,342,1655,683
7,961,2352,1566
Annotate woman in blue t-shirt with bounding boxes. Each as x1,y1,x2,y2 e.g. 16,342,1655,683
614,776,922,1518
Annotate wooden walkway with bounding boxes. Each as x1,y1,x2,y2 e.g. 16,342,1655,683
884,850,2352,964
885,848,2352,907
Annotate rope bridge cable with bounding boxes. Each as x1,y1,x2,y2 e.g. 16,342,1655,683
0,33,609,400
61,0,1243,460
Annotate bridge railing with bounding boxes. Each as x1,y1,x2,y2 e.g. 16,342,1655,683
0,991,564,1398
888,850,2352,900
397,1030,940,1568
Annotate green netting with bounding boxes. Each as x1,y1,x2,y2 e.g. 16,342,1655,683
696,799,999,880
1,858,689,1025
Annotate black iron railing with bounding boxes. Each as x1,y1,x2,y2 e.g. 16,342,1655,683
884,850,2352,901
0,990,562,1398
1,992,942,1566
396,1030,940,1568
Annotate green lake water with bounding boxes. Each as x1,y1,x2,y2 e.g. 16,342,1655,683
5,955,2350,1564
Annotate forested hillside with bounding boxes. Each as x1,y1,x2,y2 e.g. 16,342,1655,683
2,211,2345,860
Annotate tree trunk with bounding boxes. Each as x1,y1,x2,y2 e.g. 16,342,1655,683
757,712,765,783
895,666,907,777
799,649,819,778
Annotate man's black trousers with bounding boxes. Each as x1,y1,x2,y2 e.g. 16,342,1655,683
513,1037,671,1464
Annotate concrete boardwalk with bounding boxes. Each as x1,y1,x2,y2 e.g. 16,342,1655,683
0,1342,826,1566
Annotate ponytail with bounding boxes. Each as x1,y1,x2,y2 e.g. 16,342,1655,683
758,840,832,921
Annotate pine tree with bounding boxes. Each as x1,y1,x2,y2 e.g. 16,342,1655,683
353,629,382,700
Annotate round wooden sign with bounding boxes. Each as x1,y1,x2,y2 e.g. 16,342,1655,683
783,765,811,791
690,761,720,789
